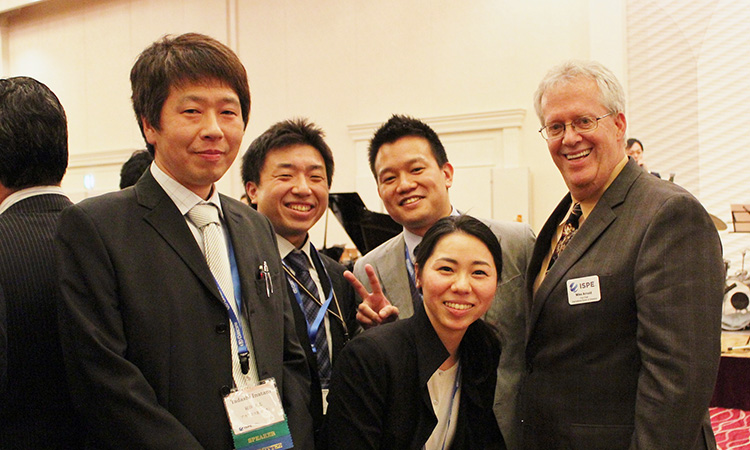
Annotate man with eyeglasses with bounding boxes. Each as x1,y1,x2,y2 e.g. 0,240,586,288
520,60,723,450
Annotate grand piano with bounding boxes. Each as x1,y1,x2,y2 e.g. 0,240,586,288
325,192,401,261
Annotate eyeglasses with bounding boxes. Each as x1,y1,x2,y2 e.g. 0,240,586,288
539,113,613,141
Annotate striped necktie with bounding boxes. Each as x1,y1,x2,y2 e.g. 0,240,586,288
284,250,332,388
188,202,258,388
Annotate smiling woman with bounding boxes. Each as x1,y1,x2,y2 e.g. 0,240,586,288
324,215,506,450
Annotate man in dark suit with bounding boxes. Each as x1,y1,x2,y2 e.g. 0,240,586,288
242,118,361,447
56,34,313,449
350,114,535,450
521,60,723,449
0,76,85,448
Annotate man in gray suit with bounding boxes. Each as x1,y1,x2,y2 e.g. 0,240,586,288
0,77,84,448
522,60,723,449
56,34,313,449
350,114,535,450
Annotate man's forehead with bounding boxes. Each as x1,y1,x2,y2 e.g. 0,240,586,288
376,154,432,175
263,145,327,177
542,78,602,116
170,80,240,102
376,136,435,163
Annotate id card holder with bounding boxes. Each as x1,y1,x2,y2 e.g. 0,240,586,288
223,378,294,450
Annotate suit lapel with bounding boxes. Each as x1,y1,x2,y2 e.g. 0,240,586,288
379,234,414,318
528,160,642,339
221,198,263,314
136,172,222,303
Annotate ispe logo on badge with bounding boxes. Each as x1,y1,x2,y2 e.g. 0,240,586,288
566,275,601,305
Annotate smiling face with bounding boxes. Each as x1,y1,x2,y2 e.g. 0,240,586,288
246,144,328,248
374,136,453,236
144,80,245,199
416,231,497,348
540,77,627,202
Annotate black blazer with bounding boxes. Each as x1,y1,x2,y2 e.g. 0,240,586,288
56,172,314,450
286,249,360,445
0,194,85,448
325,304,505,450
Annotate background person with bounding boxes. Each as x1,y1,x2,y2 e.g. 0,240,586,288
119,149,153,189
625,138,644,167
327,215,505,450
0,76,85,448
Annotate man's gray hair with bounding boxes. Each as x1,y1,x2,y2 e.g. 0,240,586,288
533,60,625,125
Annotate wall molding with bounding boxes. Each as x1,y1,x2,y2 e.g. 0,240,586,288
67,148,141,170
347,109,525,141
347,109,529,223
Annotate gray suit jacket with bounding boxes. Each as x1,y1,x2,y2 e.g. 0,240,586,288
522,158,723,450
56,172,313,450
353,217,535,450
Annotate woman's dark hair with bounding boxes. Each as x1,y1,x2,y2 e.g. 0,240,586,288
626,137,643,151
414,215,504,385
414,215,502,278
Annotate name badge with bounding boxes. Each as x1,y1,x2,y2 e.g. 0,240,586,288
223,378,294,450
567,275,601,305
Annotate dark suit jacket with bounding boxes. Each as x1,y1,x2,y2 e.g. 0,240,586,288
521,158,724,450
56,172,313,450
0,193,85,448
325,304,505,450
0,285,5,392
286,249,360,446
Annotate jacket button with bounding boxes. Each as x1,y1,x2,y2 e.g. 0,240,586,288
215,323,228,334
220,385,231,397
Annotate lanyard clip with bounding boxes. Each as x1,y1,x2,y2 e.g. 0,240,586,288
239,352,250,374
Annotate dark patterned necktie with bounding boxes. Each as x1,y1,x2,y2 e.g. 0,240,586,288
547,202,582,272
284,250,332,387
405,245,423,308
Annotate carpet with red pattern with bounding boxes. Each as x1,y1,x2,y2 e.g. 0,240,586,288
712,407,750,450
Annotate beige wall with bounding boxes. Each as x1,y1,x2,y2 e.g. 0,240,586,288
0,0,627,247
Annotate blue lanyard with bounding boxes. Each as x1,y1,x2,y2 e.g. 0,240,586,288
441,363,462,450
405,244,423,300
214,278,250,374
423,363,462,450
214,231,250,374
284,244,333,353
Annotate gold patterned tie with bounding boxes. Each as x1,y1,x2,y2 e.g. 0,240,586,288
547,202,582,272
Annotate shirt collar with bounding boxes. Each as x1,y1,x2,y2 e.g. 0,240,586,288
0,185,66,215
573,155,628,223
403,206,459,260
277,233,313,264
150,163,223,218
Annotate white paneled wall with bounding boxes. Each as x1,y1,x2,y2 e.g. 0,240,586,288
627,0,750,274
1,0,627,249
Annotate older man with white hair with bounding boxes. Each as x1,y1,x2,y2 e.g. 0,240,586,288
520,60,723,450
